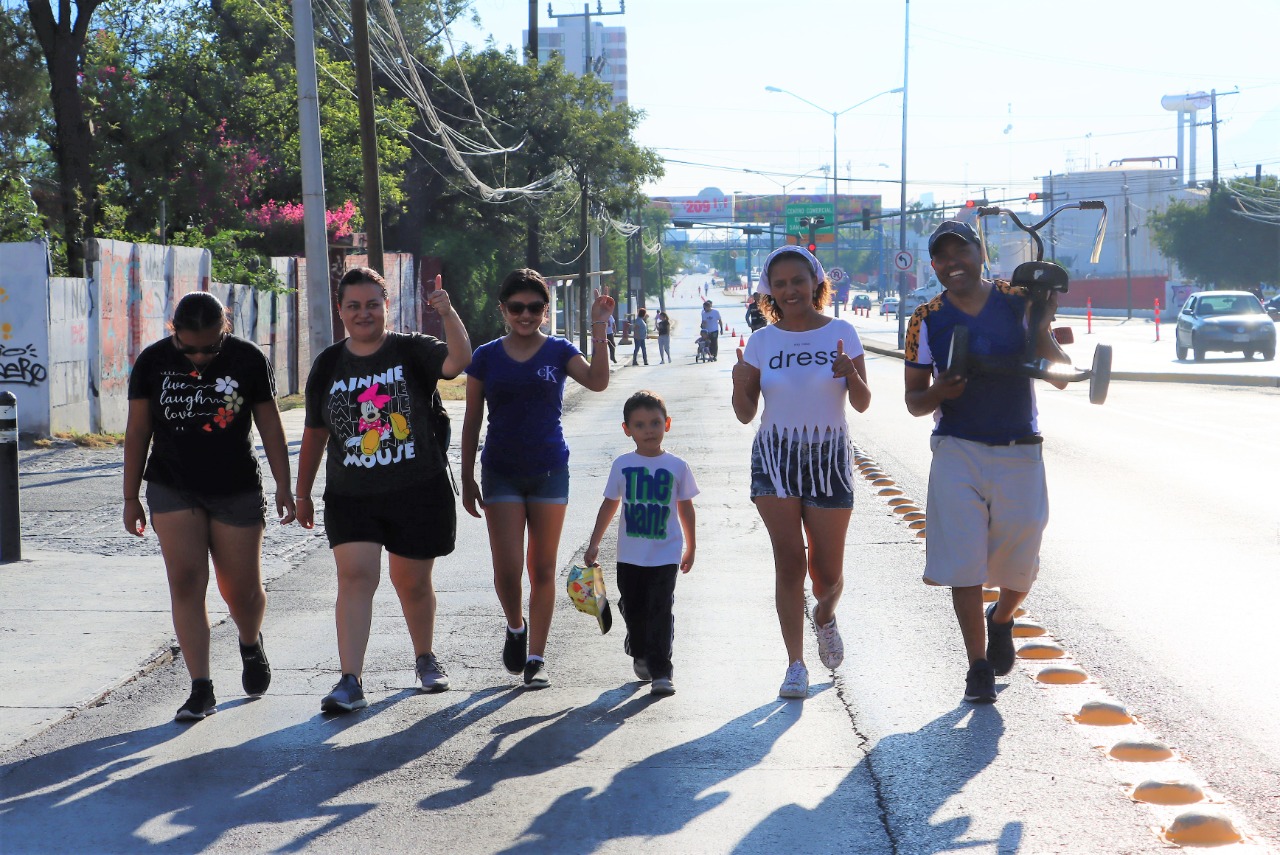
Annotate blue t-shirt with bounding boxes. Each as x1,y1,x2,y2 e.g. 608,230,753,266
904,281,1038,444
467,335,582,476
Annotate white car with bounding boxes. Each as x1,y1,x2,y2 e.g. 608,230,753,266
880,298,899,316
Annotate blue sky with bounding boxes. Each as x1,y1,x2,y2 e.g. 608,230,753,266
451,1,1280,208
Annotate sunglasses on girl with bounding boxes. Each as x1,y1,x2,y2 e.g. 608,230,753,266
504,300,546,316
173,333,225,355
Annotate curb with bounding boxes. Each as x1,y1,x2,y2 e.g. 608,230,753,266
861,342,1280,388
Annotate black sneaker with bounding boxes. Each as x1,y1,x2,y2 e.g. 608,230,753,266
522,659,550,688
321,673,368,713
503,622,527,675
985,603,1016,676
240,633,272,697
964,659,997,704
175,679,217,722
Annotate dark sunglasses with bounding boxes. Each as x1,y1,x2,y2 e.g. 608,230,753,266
173,333,225,355
504,300,546,316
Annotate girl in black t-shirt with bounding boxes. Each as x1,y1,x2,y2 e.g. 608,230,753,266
296,266,473,714
123,292,296,722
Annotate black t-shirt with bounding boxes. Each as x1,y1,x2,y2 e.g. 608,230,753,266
656,318,670,336
305,332,449,497
128,335,277,495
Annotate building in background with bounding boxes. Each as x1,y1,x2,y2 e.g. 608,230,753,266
525,19,628,106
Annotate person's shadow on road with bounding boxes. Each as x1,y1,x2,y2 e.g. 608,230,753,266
0,686,520,853
733,703,1023,854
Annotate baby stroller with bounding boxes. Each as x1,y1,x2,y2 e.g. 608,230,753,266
695,331,714,363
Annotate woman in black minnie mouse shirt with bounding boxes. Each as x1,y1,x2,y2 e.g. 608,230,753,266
123,291,295,723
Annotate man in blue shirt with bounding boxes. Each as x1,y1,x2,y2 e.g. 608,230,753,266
903,220,1069,704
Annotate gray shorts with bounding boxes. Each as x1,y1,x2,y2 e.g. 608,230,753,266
145,481,267,529
922,435,1048,591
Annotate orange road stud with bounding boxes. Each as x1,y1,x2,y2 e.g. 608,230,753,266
1132,779,1205,806
1036,665,1088,684
877,487,904,497
1012,620,1046,638
915,528,927,538
1017,641,1066,659
908,519,926,530
1109,740,1174,762
886,496,913,506
1074,701,1133,725
982,588,1000,603
1161,811,1242,846
892,504,920,515
903,511,925,521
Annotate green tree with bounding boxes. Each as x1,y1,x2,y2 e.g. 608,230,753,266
1149,178,1280,288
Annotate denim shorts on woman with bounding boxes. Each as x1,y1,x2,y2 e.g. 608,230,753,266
145,481,267,528
323,473,456,559
481,464,570,505
748,434,854,510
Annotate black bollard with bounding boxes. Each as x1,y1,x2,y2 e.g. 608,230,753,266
0,391,20,562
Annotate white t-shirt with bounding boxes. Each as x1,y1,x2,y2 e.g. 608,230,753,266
701,308,722,334
602,450,699,566
742,317,864,496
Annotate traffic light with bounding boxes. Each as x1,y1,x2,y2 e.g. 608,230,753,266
807,219,819,254
672,220,693,229
963,198,989,209
807,242,817,253
861,207,872,231
1028,192,1054,202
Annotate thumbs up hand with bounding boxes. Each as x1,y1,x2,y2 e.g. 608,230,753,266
832,338,854,378
731,345,756,387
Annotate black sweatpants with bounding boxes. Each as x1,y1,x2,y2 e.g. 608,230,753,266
615,562,678,680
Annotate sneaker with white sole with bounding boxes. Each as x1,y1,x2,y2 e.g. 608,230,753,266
815,616,844,669
632,658,652,682
650,677,675,696
778,661,809,699
174,679,216,722
415,653,450,693
321,673,368,713
522,659,550,688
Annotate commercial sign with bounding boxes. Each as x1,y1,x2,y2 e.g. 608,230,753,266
652,188,735,222
786,203,836,242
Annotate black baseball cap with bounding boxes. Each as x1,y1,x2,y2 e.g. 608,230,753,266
928,220,982,257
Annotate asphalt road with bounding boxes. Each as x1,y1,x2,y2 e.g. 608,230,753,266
2,274,1277,853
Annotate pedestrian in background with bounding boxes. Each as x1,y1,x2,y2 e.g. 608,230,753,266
605,314,618,364
123,291,295,722
632,307,649,366
461,269,614,688
295,266,472,713
731,246,871,700
904,221,1068,704
700,300,723,361
584,390,698,696
656,311,672,364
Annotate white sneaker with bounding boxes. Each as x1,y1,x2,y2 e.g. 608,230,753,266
815,616,844,669
778,661,809,699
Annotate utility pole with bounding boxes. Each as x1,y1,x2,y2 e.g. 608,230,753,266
548,2,625,76
526,1,540,269
896,0,911,348
351,0,384,272
291,0,334,361
578,174,589,351
1123,177,1133,320
1210,88,1219,194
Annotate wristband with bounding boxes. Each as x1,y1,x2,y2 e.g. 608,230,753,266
592,321,607,325
123,496,138,500
592,338,606,344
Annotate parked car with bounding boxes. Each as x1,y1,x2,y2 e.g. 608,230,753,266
880,298,899,317
1174,290,1276,361
1266,294,1280,321
852,294,872,311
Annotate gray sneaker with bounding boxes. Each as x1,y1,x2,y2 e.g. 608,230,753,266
321,673,368,713
415,653,450,693
778,661,809,700
632,658,652,682
650,677,675,696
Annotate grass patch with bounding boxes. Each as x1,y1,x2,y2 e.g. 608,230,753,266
438,375,466,401
49,431,125,449
277,393,306,412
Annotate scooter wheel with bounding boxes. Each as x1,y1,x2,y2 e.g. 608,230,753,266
947,325,970,378
1088,344,1112,405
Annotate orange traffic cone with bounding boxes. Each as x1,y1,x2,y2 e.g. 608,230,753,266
738,334,745,347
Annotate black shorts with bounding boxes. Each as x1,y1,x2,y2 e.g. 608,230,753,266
322,473,456,559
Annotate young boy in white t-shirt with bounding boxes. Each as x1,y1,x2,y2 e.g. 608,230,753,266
584,391,699,696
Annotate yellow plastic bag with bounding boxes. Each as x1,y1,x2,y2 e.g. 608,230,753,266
566,563,612,634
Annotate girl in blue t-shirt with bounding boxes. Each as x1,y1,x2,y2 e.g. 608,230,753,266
462,269,615,688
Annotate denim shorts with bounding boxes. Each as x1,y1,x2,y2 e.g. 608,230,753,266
481,464,570,505
749,433,854,510
145,481,267,528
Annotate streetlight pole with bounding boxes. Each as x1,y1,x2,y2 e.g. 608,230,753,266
896,0,911,349
765,84,904,311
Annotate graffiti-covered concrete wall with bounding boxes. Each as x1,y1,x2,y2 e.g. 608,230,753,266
3,240,422,435
47,277,91,433
0,242,52,434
